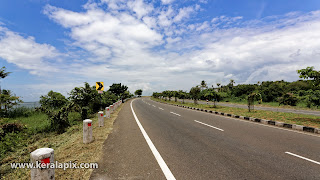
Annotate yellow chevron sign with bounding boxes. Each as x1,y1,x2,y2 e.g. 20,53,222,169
96,82,104,91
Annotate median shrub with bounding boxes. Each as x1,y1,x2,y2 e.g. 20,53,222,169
278,93,298,106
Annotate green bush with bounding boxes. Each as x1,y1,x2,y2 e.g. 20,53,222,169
6,107,35,118
278,93,298,106
0,132,27,160
40,90,68,110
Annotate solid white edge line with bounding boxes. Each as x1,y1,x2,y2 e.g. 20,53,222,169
131,100,176,180
194,120,224,132
285,152,320,165
170,112,181,116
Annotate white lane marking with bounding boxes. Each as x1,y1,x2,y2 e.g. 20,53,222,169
159,107,164,110
285,152,320,165
152,105,156,107
130,100,176,180
194,120,224,132
170,112,181,116
149,99,320,138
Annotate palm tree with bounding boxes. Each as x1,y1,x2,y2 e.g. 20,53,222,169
200,80,207,90
230,79,235,87
216,83,221,92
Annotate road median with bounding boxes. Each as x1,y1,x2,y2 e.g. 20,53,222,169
151,98,320,135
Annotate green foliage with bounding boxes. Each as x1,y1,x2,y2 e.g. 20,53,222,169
42,102,75,134
0,66,11,79
297,66,320,86
135,89,143,96
69,82,96,119
108,83,128,97
231,84,256,97
278,93,298,106
0,132,27,159
189,86,201,104
6,107,35,118
122,90,134,100
40,90,68,110
162,90,173,101
152,92,162,98
200,80,207,89
0,122,25,139
0,89,23,117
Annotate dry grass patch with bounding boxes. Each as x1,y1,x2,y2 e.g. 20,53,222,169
2,104,123,180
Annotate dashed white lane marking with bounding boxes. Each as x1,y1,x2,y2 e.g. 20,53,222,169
152,105,156,107
170,112,181,116
285,152,320,165
159,107,164,110
194,120,224,132
131,100,176,180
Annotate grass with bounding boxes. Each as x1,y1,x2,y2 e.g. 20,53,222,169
153,98,320,129
1,104,123,180
219,98,320,111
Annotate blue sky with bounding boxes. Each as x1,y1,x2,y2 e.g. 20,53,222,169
1,0,320,101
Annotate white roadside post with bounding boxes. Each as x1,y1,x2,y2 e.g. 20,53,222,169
30,148,55,180
105,106,110,118
110,105,114,113
98,111,104,127
83,119,93,144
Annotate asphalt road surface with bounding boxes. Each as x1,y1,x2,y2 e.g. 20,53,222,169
177,99,320,116
91,97,320,180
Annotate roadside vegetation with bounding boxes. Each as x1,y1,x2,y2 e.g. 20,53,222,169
152,67,320,110
151,98,320,128
152,67,320,128
0,66,134,178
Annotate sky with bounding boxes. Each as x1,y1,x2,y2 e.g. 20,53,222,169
1,0,320,101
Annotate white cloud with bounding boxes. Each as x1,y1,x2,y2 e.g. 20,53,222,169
173,6,195,22
39,0,320,97
0,26,59,75
127,0,154,19
161,0,175,5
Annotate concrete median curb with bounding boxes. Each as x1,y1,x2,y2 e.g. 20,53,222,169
153,99,320,135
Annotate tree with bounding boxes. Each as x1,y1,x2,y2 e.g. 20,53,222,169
228,79,235,90
162,90,173,101
172,91,179,102
216,83,221,92
0,67,22,116
40,90,67,110
178,90,187,103
297,67,320,86
108,83,128,97
69,82,97,120
0,66,11,79
134,89,143,97
204,89,220,107
200,80,207,90
122,90,133,100
278,93,298,106
0,90,22,115
189,86,201,104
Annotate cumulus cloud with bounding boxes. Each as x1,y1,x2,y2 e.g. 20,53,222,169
39,0,320,95
0,26,59,75
161,0,175,5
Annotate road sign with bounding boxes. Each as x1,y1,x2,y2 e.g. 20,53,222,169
96,82,104,91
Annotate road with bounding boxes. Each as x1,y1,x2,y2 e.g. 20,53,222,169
177,99,320,116
91,97,320,180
